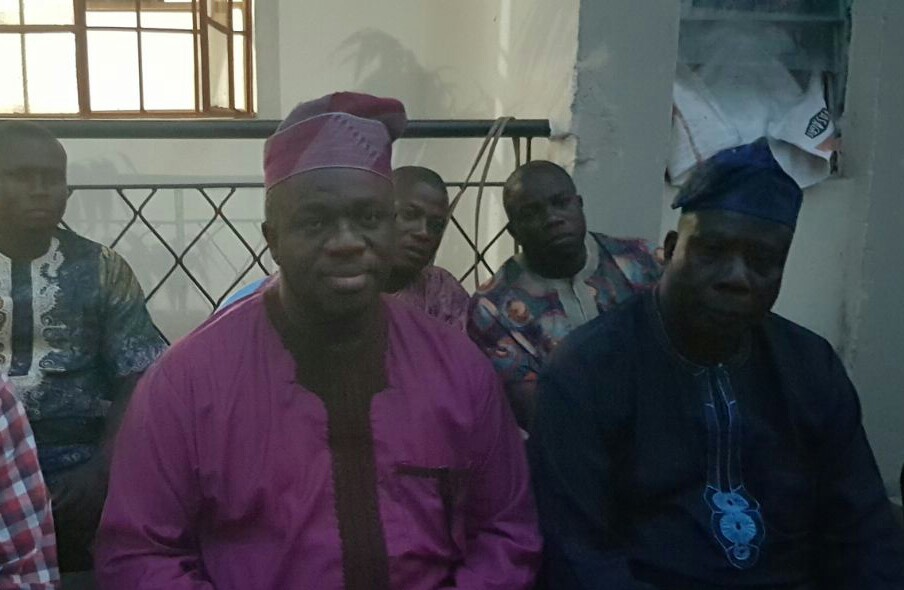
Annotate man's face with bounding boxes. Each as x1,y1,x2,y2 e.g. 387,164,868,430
662,210,793,335
392,181,449,275
506,174,586,257
0,136,68,233
263,168,395,319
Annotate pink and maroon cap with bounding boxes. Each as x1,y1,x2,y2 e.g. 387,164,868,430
263,91,407,190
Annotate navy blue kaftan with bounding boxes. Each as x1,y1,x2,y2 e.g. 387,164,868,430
531,291,904,590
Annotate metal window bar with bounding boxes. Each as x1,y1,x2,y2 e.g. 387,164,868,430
59,119,550,343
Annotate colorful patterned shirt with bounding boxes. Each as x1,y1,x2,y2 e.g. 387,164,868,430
0,229,166,477
0,376,59,589
467,232,661,394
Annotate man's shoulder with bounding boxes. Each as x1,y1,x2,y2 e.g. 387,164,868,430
760,313,837,371
590,231,656,254
387,297,500,390
590,231,661,276
55,227,109,258
56,228,138,278
388,297,482,357
422,264,459,283
472,256,526,301
158,293,270,374
386,298,503,414
548,294,648,374
421,266,469,297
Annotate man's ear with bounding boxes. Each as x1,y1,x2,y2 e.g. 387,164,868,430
262,221,279,267
576,194,584,208
664,230,679,262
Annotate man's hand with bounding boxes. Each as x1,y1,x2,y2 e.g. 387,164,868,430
52,457,109,548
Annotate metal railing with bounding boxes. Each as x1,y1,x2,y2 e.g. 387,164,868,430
63,119,550,342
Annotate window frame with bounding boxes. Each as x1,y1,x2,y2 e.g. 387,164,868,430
0,0,255,118
677,0,852,120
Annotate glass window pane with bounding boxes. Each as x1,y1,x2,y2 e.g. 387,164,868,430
233,34,244,110
232,6,243,31
140,7,193,30
25,33,78,113
88,31,140,111
23,0,74,25
0,34,25,113
142,32,194,110
196,33,202,110
207,0,228,26
0,0,20,25
207,25,230,108
86,10,137,28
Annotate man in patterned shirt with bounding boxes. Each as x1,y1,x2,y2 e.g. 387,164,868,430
467,161,661,432
0,122,166,573
0,375,58,589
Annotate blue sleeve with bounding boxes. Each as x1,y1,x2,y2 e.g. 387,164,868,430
99,248,167,380
217,277,268,312
529,356,655,590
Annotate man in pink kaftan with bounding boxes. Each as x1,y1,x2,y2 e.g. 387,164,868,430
94,92,541,590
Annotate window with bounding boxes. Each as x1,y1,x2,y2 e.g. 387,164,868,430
678,0,851,118
0,0,254,117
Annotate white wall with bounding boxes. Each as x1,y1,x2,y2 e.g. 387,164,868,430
274,0,579,288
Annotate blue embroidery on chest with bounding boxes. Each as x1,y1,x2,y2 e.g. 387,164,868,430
702,368,764,569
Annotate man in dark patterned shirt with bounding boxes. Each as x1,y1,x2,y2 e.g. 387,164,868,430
0,375,58,589
0,122,166,573
467,161,661,432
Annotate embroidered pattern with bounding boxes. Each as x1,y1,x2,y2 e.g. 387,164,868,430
0,229,166,472
13,238,65,401
702,367,764,569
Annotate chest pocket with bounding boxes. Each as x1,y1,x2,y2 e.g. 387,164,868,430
388,463,472,559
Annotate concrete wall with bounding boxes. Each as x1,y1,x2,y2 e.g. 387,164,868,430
841,0,904,488
571,0,680,241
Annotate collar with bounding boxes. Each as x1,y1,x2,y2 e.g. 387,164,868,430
646,288,751,374
515,232,598,287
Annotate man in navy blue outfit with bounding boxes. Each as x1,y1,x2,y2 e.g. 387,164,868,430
530,139,904,590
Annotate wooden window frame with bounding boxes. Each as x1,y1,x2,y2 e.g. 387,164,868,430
0,0,254,118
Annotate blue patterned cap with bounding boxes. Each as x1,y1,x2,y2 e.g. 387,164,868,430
672,138,803,229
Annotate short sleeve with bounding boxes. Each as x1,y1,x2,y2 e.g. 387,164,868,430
98,248,167,379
